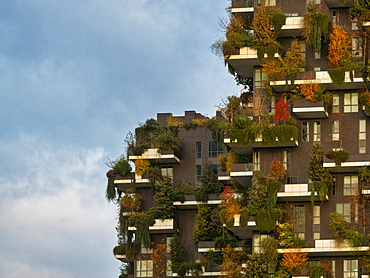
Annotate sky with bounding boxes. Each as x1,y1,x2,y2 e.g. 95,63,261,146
0,1,240,277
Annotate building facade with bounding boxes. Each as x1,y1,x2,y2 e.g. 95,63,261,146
107,1,370,277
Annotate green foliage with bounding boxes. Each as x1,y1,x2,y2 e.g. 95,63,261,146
262,237,279,265
328,67,345,85
130,212,155,248
329,212,350,240
303,1,329,52
243,253,267,278
194,205,223,242
107,156,132,176
272,12,287,35
308,144,332,202
172,182,196,203
148,178,174,219
169,233,186,272
348,230,364,247
214,235,237,250
195,162,223,202
359,166,370,182
240,207,249,228
105,176,116,202
311,181,328,203
334,149,349,167
132,118,181,154
219,208,235,229
256,207,282,232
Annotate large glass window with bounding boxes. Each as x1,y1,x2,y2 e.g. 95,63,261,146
332,94,339,113
336,203,351,222
196,142,202,158
253,151,260,171
196,165,201,181
209,141,223,158
313,121,321,142
344,175,358,196
254,68,266,89
332,120,339,141
344,93,358,113
313,205,320,239
294,205,305,239
253,234,271,253
343,259,358,278
136,260,153,277
352,37,363,57
161,167,173,180
283,150,291,170
302,122,309,142
359,120,366,154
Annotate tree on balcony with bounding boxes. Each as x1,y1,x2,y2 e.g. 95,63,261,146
303,1,329,52
327,24,361,85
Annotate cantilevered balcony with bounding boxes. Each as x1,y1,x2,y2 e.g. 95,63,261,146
230,163,253,187
173,194,221,209
292,99,328,119
224,135,298,156
114,173,150,191
323,154,370,173
280,16,304,37
224,214,256,239
197,241,244,253
278,239,368,256
128,219,174,234
277,183,328,202
270,71,365,92
129,148,180,164
230,0,254,26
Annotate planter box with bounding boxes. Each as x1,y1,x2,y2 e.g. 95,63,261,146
292,99,328,119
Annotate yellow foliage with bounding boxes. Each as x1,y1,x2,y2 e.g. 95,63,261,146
135,159,150,176
295,77,322,101
167,116,184,127
190,118,208,126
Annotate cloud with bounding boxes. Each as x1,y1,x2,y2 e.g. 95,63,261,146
0,133,118,277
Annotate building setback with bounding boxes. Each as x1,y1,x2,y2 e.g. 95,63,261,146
106,1,370,277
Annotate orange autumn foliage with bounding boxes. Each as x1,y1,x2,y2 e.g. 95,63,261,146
327,25,351,68
280,252,308,273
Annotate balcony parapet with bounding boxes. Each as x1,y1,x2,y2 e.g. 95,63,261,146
277,183,328,202
128,219,174,234
129,148,180,164
173,194,221,209
323,154,370,172
292,99,328,119
197,241,244,253
270,71,365,92
230,163,253,188
278,239,368,255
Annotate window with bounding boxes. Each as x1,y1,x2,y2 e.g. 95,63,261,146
294,205,305,239
302,122,309,142
253,151,260,171
136,260,153,277
253,234,271,253
196,142,202,158
359,120,366,154
313,121,320,142
283,150,291,170
287,177,298,184
314,66,321,71
332,120,339,141
332,176,336,196
196,165,201,181
344,93,358,113
332,259,336,278
332,10,337,24
344,175,358,196
352,37,363,57
161,167,173,180
313,205,320,239
254,68,266,89
256,0,276,6
343,259,358,278
332,94,339,113
336,203,351,222
209,141,223,158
